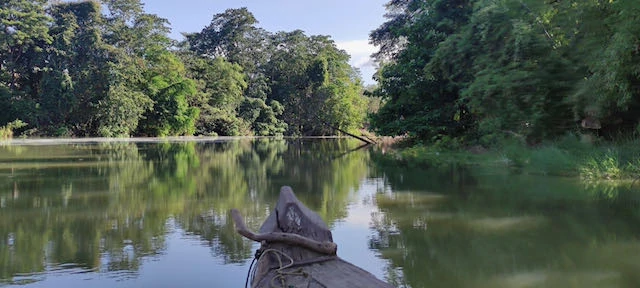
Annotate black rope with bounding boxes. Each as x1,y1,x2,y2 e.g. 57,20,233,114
244,257,256,288
245,248,263,288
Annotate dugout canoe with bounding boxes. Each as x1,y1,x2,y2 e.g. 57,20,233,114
231,186,393,288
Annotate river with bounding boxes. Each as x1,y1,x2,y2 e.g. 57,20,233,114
0,138,638,287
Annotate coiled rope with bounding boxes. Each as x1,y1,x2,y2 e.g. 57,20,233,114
245,247,315,288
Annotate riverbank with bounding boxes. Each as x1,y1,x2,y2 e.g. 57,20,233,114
375,134,640,182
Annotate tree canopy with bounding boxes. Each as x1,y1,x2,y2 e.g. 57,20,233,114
369,0,640,145
1,1,368,137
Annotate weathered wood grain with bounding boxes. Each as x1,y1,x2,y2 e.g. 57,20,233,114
231,209,337,255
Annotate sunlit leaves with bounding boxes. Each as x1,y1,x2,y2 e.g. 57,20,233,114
137,48,198,136
1,2,367,138
186,9,367,136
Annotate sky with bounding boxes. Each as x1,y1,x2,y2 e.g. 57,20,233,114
142,0,389,85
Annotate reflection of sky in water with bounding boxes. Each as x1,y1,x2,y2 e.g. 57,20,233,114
10,179,394,288
332,179,392,281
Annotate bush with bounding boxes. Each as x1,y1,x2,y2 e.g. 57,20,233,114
528,146,579,176
580,149,622,180
196,106,248,136
500,139,529,167
0,120,28,140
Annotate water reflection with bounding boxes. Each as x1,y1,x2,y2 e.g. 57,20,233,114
0,138,369,286
2,140,639,287
369,159,640,288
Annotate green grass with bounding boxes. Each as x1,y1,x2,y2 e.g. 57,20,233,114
379,134,640,182
580,149,622,180
528,146,580,176
386,144,501,169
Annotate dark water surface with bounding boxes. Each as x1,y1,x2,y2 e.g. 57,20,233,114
0,138,639,287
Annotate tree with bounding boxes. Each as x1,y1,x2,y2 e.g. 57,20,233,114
136,47,198,136
239,98,287,136
186,7,259,65
0,0,52,127
567,0,640,137
99,0,197,137
42,1,113,136
186,8,366,136
265,32,365,135
369,0,475,142
1,3,367,138
455,0,576,143
180,54,248,136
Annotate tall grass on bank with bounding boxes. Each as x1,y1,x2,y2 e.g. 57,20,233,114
0,120,27,140
489,134,640,180
517,136,640,180
580,149,622,180
380,144,500,169
524,134,588,176
378,133,640,181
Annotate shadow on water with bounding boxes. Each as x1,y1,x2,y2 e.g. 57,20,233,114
0,138,370,286
368,151,640,288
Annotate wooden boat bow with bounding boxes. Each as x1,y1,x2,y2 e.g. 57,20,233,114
231,186,393,288
230,209,337,255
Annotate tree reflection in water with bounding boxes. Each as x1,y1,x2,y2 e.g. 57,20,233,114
4,140,637,287
0,138,369,284
368,158,640,288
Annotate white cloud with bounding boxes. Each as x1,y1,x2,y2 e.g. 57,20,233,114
336,40,377,56
335,40,379,84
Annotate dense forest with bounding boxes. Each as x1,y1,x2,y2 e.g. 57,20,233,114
370,0,640,145
0,0,367,137
3,0,639,143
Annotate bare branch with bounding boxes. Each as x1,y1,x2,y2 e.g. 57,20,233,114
230,209,337,255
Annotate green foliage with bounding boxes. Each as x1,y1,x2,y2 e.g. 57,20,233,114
370,0,640,144
264,32,366,135
569,0,640,137
137,48,198,136
527,146,579,176
184,8,367,136
239,98,287,136
370,0,475,140
97,82,151,137
580,150,622,180
1,3,366,138
186,7,258,61
44,1,113,136
459,4,577,142
181,56,247,110
379,131,640,182
320,60,367,135
181,55,248,136
0,119,27,139
196,105,246,136
0,0,52,127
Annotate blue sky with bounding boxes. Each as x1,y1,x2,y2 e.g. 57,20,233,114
142,0,388,84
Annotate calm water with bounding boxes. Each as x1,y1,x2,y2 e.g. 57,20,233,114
0,138,639,288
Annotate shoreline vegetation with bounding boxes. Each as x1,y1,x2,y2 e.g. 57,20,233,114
375,134,640,183
363,0,640,187
365,0,640,187
1,2,370,139
3,0,639,187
